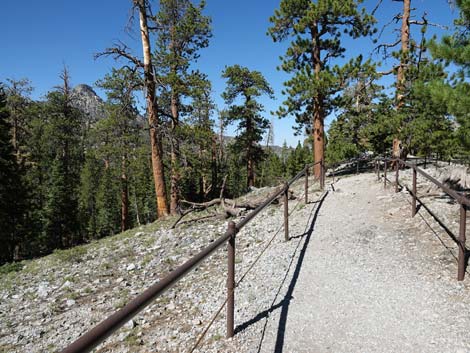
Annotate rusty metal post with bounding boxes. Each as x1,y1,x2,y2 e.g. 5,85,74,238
395,160,399,193
458,204,467,281
320,160,325,190
226,221,236,338
284,183,289,241
304,166,309,204
376,160,380,181
384,160,387,189
412,167,417,217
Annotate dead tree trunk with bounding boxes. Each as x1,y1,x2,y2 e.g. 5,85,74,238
170,91,180,215
136,0,169,218
246,114,255,188
393,0,411,161
121,155,129,232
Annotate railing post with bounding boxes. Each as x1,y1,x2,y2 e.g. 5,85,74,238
226,221,236,338
304,166,308,204
284,183,289,241
395,160,399,193
458,204,467,281
320,160,325,190
384,160,387,189
412,167,417,217
356,159,359,174
377,160,380,181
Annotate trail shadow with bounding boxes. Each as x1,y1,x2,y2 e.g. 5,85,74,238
273,191,328,353
234,191,329,353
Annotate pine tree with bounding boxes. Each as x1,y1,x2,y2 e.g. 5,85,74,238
221,65,274,188
269,0,376,178
179,76,216,201
0,85,28,263
374,0,439,158
41,69,84,249
154,0,212,214
430,0,470,156
78,153,102,238
5,78,33,160
95,167,120,237
95,67,141,232
326,71,384,161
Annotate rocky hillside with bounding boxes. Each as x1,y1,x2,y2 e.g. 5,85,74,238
0,180,322,353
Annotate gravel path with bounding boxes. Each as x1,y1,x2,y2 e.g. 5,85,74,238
251,172,470,353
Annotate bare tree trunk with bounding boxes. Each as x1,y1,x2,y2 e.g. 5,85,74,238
121,156,129,232
313,99,324,179
136,0,169,218
393,0,411,161
396,0,410,109
211,135,218,198
246,115,255,188
170,92,180,215
311,23,325,179
132,186,141,226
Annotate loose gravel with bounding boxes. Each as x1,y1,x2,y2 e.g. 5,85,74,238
1,171,469,353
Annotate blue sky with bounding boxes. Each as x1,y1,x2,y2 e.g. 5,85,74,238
0,0,459,147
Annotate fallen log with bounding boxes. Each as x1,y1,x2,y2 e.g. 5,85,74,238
175,184,296,227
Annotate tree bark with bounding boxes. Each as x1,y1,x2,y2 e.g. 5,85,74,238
311,23,325,179
396,0,410,109
246,114,255,188
170,92,180,215
136,0,169,218
121,155,129,232
393,0,411,162
211,135,218,199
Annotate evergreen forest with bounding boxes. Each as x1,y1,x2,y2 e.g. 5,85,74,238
1,0,469,264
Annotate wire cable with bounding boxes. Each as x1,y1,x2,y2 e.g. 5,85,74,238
187,176,321,353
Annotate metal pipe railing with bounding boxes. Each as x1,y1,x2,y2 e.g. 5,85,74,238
61,160,323,353
378,157,469,281
61,225,235,353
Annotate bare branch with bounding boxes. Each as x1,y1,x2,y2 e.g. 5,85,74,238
377,68,395,76
373,39,401,59
371,0,384,16
95,41,144,68
376,13,402,41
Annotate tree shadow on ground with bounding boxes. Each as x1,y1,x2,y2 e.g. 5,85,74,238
234,191,329,353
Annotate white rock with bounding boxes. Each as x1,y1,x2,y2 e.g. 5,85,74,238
126,263,136,271
125,319,136,329
37,283,49,298
61,280,72,289
66,299,76,307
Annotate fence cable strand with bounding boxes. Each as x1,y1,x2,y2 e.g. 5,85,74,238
188,176,318,353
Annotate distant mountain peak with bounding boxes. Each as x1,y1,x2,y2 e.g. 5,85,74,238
73,84,97,96
71,84,104,122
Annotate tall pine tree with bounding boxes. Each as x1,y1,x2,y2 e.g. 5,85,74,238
0,85,28,263
221,65,274,188
269,0,376,177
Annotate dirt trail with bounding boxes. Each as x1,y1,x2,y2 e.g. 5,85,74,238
253,172,470,353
